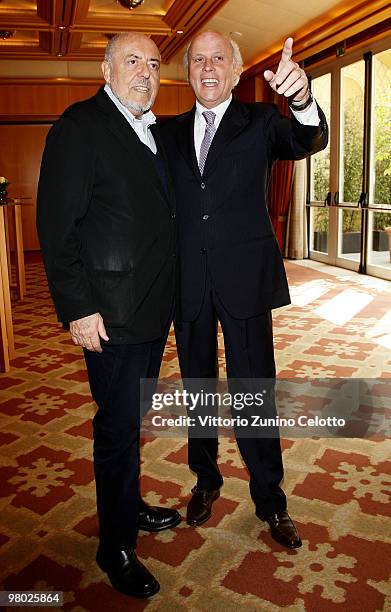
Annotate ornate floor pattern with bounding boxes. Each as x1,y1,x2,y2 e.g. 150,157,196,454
0,255,390,611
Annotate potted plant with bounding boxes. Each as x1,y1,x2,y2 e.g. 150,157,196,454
385,227,391,263
0,177,10,203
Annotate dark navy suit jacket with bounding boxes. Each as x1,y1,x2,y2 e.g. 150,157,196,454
161,97,328,321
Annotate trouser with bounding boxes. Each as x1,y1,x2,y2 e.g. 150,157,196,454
175,277,286,518
83,326,169,555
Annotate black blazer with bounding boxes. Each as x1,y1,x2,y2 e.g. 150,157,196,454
37,87,176,343
161,97,328,321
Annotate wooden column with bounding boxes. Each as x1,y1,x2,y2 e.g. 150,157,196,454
0,206,15,370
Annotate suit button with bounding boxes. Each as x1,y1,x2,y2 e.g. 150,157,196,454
200,248,206,254
201,182,206,189
171,212,176,219
202,214,209,220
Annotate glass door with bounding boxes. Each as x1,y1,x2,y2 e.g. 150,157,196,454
308,72,332,263
335,60,365,271
307,38,391,281
367,49,391,280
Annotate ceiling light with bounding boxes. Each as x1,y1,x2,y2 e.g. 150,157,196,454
177,30,184,34
117,0,144,9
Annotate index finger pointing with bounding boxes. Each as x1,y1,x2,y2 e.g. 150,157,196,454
281,37,293,62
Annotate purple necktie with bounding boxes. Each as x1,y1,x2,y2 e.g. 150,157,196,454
198,110,216,175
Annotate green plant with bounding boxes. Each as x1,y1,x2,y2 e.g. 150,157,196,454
0,176,10,191
312,77,391,235
373,212,391,230
374,91,391,206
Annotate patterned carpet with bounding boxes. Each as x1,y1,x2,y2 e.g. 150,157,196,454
0,254,390,611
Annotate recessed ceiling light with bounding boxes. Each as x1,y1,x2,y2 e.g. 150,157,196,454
176,30,184,34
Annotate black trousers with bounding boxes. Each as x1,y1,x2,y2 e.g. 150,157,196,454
83,325,169,556
175,277,286,518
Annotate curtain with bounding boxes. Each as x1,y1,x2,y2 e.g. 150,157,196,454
284,159,308,259
267,94,294,251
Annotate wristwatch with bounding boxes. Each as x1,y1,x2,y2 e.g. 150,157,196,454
290,91,314,112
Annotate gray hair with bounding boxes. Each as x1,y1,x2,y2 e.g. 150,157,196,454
104,32,160,64
183,32,243,87
104,33,123,64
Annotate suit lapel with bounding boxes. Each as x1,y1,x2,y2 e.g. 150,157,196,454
150,124,176,208
176,106,202,179
175,98,251,180
202,98,250,177
95,88,172,209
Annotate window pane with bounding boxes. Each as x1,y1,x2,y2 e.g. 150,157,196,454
372,49,391,208
340,60,365,204
310,73,331,202
368,211,391,270
339,209,362,262
311,208,329,253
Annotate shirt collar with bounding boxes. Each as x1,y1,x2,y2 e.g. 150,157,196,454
104,84,156,128
195,94,232,122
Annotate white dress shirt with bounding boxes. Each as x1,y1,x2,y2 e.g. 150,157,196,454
194,93,320,163
104,84,157,154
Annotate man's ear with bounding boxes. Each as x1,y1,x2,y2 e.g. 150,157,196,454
101,61,110,84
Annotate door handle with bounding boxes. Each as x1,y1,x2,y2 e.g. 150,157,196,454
358,192,368,208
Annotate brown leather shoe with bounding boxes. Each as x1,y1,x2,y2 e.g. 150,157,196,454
260,510,302,549
186,486,220,526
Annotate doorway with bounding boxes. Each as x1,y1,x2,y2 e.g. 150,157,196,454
307,40,391,281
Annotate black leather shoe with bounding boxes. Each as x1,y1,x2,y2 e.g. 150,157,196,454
257,510,302,549
186,486,220,526
138,502,181,532
96,546,160,598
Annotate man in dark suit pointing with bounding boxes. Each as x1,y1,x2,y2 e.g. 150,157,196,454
162,31,328,549
37,33,180,599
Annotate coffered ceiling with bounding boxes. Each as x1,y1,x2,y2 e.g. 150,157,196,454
0,0,389,79
0,0,229,62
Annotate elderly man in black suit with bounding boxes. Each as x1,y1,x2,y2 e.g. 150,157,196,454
37,33,180,599
162,31,328,549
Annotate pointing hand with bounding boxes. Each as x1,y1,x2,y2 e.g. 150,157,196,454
264,38,309,102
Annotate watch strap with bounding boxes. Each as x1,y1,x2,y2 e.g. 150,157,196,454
290,91,314,112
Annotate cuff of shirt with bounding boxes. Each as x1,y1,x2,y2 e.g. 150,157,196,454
291,99,320,126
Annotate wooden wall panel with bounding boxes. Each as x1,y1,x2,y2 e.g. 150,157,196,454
235,78,257,104
0,85,68,116
67,84,102,106
0,124,50,250
0,81,192,118
235,76,275,104
178,85,195,113
152,85,179,116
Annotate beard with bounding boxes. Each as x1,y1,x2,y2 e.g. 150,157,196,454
115,81,154,116
124,98,153,115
